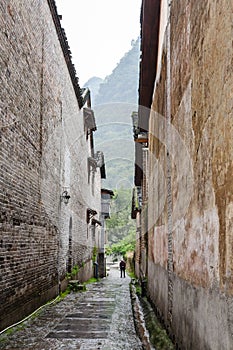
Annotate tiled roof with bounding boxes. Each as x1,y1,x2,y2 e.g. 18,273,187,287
47,0,84,109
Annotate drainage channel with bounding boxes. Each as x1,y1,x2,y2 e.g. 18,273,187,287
130,281,175,350
130,282,155,350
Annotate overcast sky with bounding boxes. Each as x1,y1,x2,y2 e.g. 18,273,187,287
55,0,141,85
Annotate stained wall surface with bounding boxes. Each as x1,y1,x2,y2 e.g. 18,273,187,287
148,0,233,348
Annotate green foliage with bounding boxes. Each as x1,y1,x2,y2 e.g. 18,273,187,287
72,265,79,275
60,289,70,299
92,246,98,262
106,188,135,245
135,284,142,296
131,280,175,349
66,264,79,280
141,297,175,349
110,232,136,257
68,281,86,292
127,270,136,279
105,245,113,256
84,277,98,285
0,322,26,343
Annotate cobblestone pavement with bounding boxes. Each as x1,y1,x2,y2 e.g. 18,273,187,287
0,265,143,350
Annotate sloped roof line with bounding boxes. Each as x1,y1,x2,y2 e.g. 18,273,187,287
47,0,84,109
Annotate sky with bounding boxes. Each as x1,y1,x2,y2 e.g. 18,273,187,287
55,0,141,86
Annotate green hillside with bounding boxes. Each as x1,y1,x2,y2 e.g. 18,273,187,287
85,39,140,245
95,38,140,106
90,38,140,189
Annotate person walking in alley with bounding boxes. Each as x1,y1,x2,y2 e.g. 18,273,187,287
119,259,126,278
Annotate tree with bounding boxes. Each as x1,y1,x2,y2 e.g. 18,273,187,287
106,188,135,249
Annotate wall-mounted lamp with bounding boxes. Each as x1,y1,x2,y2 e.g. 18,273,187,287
87,208,97,223
61,190,70,204
92,218,102,226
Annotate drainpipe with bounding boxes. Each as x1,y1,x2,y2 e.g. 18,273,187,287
166,0,174,328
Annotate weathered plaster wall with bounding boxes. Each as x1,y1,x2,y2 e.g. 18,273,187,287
147,0,233,348
0,0,101,331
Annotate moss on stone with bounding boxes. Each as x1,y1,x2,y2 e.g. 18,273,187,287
140,296,175,350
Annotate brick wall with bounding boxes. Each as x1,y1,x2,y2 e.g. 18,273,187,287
147,0,233,348
0,0,101,331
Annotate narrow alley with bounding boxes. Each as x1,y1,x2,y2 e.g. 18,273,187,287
0,1,232,349
0,264,143,350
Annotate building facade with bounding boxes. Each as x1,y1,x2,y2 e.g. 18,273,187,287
99,188,114,278
0,0,105,331
133,0,233,348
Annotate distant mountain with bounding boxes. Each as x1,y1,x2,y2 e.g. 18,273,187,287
86,38,140,189
95,38,140,106
84,76,103,106
86,39,140,245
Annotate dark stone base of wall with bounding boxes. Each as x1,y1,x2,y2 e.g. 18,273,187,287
77,260,93,283
0,284,59,332
0,260,95,332
98,253,106,278
147,260,232,349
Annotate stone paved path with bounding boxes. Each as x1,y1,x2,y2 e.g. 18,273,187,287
0,265,143,350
